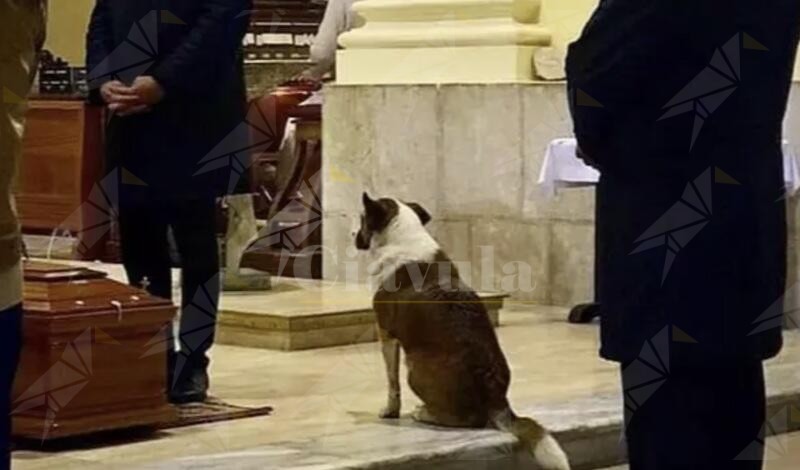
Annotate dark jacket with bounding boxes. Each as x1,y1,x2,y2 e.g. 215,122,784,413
86,0,251,200
566,0,800,365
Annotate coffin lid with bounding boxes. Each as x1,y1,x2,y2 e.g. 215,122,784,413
23,261,107,282
23,261,175,316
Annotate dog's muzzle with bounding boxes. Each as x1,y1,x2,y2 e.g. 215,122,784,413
355,230,370,250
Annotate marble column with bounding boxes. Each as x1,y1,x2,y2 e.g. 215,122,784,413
336,0,552,84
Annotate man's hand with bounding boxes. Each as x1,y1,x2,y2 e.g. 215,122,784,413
109,102,152,117
292,69,321,83
101,81,150,117
130,76,165,106
100,80,139,106
100,77,165,117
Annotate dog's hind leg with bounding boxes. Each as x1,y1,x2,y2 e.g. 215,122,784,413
378,327,401,419
411,405,438,425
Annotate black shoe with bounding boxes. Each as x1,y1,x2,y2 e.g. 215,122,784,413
169,391,208,405
169,366,209,405
568,302,602,324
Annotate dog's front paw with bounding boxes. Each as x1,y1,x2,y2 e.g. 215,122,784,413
379,401,400,419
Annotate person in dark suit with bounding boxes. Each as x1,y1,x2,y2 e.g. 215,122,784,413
567,1,800,468
86,0,252,404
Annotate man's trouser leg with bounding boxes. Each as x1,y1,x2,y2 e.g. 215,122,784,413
170,197,220,403
0,307,23,470
118,198,176,398
623,361,766,470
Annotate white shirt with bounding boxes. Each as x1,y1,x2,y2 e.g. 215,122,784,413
309,0,359,77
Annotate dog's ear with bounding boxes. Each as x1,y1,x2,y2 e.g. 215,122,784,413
363,192,385,217
363,191,379,207
405,202,432,226
363,192,377,211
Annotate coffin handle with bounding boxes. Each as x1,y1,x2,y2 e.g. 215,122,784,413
111,300,124,322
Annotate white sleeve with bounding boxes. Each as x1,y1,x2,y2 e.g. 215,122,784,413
309,0,356,74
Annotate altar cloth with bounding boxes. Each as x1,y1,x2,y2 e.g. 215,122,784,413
538,138,800,198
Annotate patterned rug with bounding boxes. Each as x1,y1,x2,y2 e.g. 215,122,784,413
13,398,273,451
165,397,273,430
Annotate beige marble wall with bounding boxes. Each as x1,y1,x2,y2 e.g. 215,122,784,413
323,82,800,307
322,83,594,305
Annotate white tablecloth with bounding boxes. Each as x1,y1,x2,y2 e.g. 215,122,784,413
538,138,800,198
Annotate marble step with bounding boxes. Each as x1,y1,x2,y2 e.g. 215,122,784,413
45,260,506,352
216,278,507,351
133,358,800,470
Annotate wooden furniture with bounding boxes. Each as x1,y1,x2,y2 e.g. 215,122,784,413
243,101,323,279
245,1,326,62
247,81,318,216
15,99,107,260
12,262,176,441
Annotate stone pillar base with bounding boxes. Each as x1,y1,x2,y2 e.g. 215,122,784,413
337,0,551,84
337,45,539,85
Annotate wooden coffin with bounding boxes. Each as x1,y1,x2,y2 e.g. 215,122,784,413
12,262,177,441
15,99,106,260
242,101,323,279
248,81,318,205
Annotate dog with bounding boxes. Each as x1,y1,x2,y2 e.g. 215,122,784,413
355,192,570,470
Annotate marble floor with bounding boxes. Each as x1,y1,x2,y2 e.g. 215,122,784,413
11,302,800,470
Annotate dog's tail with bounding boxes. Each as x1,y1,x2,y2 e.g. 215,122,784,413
491,408,570,470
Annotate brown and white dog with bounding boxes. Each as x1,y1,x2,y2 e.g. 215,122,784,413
355,193,570,470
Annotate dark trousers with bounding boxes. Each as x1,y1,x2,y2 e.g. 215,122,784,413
622,361,766,470
0,305,23,470
118,197,220,390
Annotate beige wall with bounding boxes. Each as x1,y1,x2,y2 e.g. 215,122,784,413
41,0,800,76
41,0,596,69
541,0,595,54
45,0,94,65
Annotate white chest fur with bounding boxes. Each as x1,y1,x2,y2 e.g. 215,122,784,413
367,202,440,292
